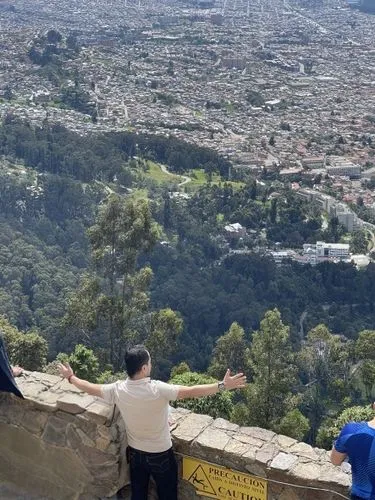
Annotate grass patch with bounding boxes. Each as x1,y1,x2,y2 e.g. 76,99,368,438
186,169,244,190
142,161,182,185
131,188,149,200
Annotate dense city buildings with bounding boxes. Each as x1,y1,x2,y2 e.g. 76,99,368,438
1,0,375,252
1,0,375,167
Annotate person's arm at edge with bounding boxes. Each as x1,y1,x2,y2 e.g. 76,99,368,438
11,365,23,377
177,369,246,400
330,446,347,466
331,422,352,466
57,362,103,398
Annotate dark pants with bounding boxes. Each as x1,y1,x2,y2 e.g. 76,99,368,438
128,446,178,500
351,495,367,500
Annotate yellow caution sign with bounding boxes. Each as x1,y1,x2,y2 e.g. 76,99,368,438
182,456,267,500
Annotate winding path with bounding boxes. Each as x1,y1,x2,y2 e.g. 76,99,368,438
159,164,191,187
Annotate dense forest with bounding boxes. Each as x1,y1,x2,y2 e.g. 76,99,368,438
1,118,375,447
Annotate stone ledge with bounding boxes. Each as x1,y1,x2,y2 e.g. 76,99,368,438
0,371,128,499
0,371,352,500
171,408,351,500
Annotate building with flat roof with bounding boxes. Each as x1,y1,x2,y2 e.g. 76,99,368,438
327,157,361,179
302,241,350,264
315,241,350,259
302,156,326,169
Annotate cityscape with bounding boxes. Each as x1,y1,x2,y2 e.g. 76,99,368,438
3,1,375,498
1,0,375,228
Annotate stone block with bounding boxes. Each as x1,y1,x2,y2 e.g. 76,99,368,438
54,378,84,394
319,463,351,488
290,441,319,461
21,409,48,436
56,393,95,414
33,390,59,412
42,415,68,447
270,451,299,471
275,434,298,449
95,425,120,454
290,462,322,482
75,412,100,439
255,442,279,466
224,437,251,457
213,417,239,432
223,438,252,470
85,399,114,425
66,423,82,450
77,444,119,469
194,426,231,451
18,381,50,400
240,426,276,442
170,407,191,421
172,413,213,443
232,432,264,447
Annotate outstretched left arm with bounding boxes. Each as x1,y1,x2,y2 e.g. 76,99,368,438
177,369,246,400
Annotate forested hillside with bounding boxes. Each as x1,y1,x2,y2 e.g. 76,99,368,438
1,117,375,446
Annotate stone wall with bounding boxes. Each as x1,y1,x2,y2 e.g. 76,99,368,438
0,371,129,500
0,372,351,500
171,411,351,500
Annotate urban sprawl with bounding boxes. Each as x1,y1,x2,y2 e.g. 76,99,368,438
1,0,375,265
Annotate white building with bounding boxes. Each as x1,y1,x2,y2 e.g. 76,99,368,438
327,157,361,179
330,203,360,233
315,241,350,259
224,223,246,238
302,241,350,263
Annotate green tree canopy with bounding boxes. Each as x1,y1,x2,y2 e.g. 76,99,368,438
208,322,251,379
245,309,297,429
0,316,47,370
169,371,233,420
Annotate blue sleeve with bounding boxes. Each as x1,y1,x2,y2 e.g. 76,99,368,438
334,422,359,453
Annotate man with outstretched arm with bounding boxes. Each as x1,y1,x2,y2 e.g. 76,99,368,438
58,344,246,500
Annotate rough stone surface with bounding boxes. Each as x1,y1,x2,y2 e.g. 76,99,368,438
213,417,239,432
194,426,231,451
0,371,353,500
241,426,276,442
0,372,129,499
172,412,213,455
271,451,299,471
276,434,298,449
85,400,114,425
56,393,95,414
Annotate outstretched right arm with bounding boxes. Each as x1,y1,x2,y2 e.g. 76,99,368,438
57,362,103,398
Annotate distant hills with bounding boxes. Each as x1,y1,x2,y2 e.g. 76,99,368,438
349,0,375,13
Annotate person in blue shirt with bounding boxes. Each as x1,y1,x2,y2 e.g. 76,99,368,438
331,411,375,500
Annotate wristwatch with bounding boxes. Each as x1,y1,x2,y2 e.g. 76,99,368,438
218,381,226,392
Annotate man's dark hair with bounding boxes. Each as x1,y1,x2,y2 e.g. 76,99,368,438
124,345,150,378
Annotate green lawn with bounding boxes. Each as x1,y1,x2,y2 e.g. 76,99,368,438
186,169,244,190
143,161,182,185
141,162,244,191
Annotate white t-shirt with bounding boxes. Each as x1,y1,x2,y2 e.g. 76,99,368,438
101,377,180,453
